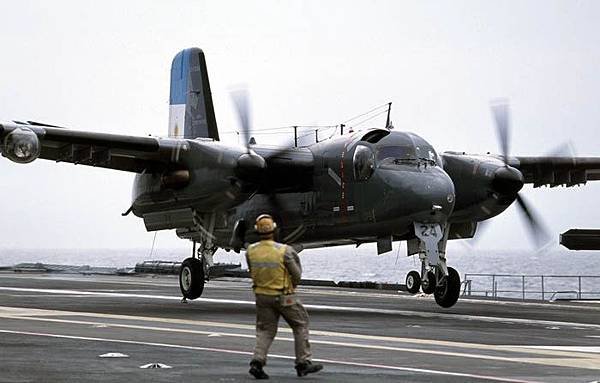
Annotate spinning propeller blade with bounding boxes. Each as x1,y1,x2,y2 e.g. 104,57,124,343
485,100,552,248
229,88,296,229
515,194,551,248
491,99,510,165
230,88,252,151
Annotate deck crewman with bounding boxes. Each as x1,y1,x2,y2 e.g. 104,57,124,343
246,214,323,379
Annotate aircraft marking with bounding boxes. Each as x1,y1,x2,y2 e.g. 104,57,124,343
327,167,341,186
0,328,543,382
338,135,354,221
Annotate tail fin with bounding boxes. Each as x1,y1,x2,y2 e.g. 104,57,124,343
168,48,219,140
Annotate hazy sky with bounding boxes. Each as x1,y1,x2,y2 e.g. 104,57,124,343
1,1,599,252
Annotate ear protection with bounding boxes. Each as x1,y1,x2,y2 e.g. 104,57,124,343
254,214,277,233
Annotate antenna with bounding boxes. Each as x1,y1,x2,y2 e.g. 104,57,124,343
385,102,392,129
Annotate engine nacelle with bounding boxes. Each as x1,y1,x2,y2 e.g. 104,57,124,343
2,127,41,163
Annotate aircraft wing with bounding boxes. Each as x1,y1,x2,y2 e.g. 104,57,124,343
0,121,187,173
510,156,600,187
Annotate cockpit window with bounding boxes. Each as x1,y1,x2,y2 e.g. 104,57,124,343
353,144,375,181
360,129,390,143
415,145,438,163
377,145,416,162
377,145,437,166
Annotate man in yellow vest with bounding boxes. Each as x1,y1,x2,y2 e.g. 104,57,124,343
246,214,323,379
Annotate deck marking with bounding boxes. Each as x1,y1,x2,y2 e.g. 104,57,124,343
1,306,600,370
4,272,599,313
512,346,600,354
1,286,600,330
1,274,599,313
0,329,540,383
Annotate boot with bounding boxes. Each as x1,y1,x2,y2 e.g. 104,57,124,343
249,360,269,380
295,360,323,377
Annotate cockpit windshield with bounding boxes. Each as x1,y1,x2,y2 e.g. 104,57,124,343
359,130,439,168
377,145,416,162
377,144,437,166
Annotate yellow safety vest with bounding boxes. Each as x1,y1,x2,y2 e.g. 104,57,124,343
247,240,294,296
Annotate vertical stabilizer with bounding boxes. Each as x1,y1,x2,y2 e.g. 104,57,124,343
168,48,219,140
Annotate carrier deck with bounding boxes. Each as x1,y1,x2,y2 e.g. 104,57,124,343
0,271,599,382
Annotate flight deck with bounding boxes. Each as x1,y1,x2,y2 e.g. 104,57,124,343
0,272,599,382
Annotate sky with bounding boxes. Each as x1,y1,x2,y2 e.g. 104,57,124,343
1,0,599,252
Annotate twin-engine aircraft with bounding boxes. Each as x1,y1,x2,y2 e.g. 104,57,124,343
2,47,600,308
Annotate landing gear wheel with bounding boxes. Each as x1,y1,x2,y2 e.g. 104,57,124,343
405,271,421,294
179,257,205,300
434,267,460,308
421,271,436,295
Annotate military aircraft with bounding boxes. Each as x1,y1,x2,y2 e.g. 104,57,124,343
3,47,600,308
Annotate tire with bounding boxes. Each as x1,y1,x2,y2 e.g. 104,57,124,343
179,257,205,300
421,271,436,295
434,267,461,308
405,271,421,294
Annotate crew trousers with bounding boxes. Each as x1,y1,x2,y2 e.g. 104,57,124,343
252,293,312,365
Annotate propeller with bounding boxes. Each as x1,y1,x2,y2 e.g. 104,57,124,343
515,194,550,248
489,99,551,248
490,99,510,165
230,88,253,152
545,140,577,157
230,88,265,170
230,87,285,218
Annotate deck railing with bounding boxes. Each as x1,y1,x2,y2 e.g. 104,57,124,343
462,274,600,301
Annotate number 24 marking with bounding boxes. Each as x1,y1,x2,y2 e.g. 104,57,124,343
420,225,437,237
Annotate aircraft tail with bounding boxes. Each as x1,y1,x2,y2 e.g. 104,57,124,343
168,48,219,140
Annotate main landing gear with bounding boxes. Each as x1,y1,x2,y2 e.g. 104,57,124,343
179,241,216,301
405,222,461,308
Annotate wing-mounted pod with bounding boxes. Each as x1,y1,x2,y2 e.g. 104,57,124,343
1,126,41,164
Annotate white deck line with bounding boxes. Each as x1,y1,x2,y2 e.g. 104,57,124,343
0,329,540,383
1,286,600,330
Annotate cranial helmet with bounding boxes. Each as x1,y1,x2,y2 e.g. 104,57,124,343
255,214,277,234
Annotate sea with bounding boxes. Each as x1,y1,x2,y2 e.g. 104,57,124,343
1,244,599,300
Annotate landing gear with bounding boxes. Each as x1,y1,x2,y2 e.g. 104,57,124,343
178,238,217,301
434,267,460,308
406,271,421,294
405,222,461,308
179,257,204,300
421,271,436,295
405,270,438,295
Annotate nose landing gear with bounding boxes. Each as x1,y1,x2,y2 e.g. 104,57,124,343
421,270,436,295
405,271,421,294
433,267,460,308
405,222,461,308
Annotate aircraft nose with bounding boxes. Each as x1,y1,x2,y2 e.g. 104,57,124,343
492,166,524,195
381,167,455,222
418,168,456,219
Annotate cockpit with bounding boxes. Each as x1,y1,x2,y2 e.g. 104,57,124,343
352,129,440,181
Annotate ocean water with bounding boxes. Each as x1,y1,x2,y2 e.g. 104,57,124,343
1,243,599,299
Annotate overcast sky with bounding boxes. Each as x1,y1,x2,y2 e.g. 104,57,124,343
1,1,599,251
